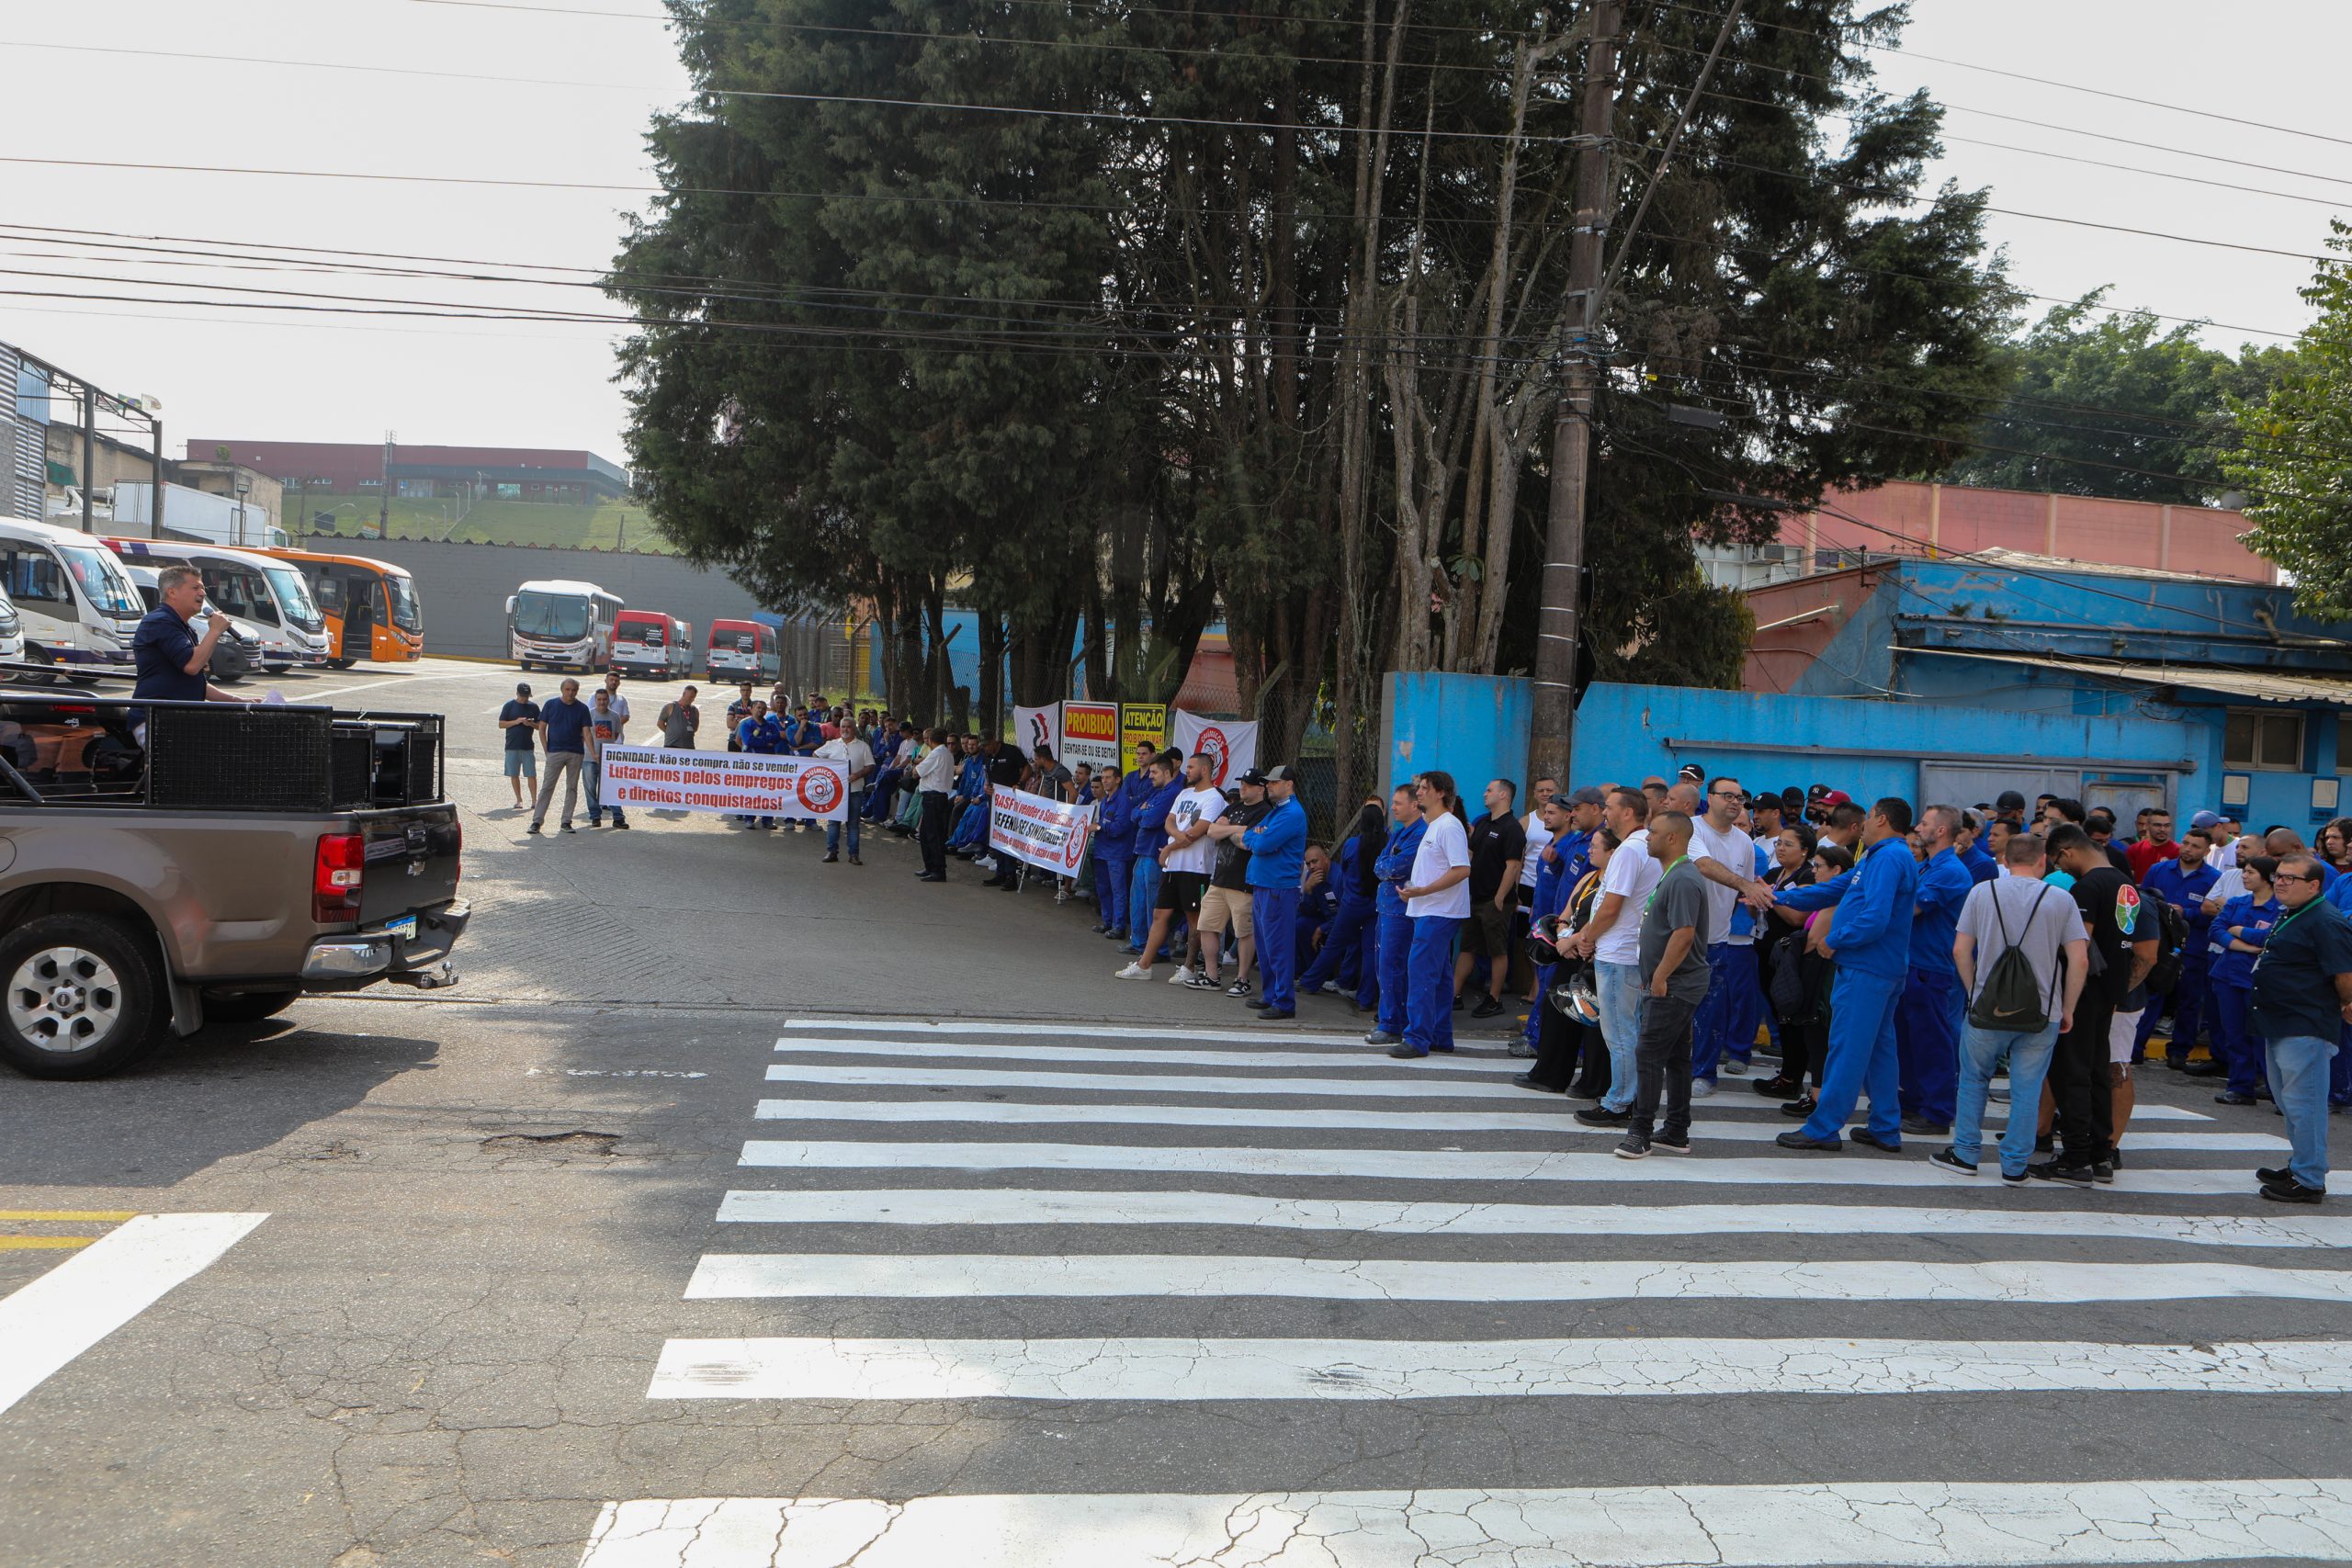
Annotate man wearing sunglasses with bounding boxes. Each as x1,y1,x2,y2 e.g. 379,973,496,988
2246,854,2352,1203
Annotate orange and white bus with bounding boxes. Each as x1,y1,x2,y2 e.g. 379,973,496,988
261,548,424,665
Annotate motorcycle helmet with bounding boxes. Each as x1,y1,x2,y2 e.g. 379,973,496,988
1548,970,1600,1025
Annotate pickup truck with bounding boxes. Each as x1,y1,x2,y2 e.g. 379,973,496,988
0,676,469,1078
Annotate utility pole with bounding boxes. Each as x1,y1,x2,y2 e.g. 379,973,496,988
379,429,395,536
1528,0,1623,789
79,386,96,533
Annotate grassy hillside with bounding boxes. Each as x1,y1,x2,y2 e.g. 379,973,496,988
289,492,673,554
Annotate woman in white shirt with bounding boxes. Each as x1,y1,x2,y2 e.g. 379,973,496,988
1391,771,1475,1059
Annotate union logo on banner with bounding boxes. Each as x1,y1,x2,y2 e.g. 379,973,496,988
1063,825,1091,871
1196,726,1232,785
796,768,843,815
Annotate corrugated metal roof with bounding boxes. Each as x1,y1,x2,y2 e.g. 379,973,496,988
1915,648,2352,705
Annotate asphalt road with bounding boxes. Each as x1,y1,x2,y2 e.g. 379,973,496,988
1,658,2347,1567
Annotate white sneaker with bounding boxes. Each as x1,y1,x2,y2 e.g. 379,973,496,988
1169,966,1197,986
974,856,997,873
1114,963,1154,980
1690,1078,1717,1099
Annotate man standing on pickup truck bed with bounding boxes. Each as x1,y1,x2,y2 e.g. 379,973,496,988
528,679,592,835
131,565,247,705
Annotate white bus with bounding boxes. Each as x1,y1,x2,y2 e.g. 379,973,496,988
105,538,331,673
0,516,145,672
509,579,624,672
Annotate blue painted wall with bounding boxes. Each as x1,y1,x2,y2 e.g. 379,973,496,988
1568,682,2199,807
1383,672,1536,801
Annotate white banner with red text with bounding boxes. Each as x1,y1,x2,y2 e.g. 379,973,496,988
988,784,1097,875
594,744,849,820
1170,712,1260,788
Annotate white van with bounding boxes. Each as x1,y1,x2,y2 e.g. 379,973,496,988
0,516,145,671
106,538,331,673
119,562,262,682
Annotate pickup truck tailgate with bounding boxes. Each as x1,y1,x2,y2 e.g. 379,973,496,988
356,806,462,923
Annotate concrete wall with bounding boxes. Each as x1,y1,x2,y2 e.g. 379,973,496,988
352,539,774,662
1382,672,1536,801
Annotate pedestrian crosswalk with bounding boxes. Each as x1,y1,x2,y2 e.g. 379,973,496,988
579,1016,2352,1567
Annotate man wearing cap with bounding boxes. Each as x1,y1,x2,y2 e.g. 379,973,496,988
1223,765,1309,1020
2199,811,2239,871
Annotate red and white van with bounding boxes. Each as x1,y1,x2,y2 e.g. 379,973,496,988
706,618,778,683
612,610,691,679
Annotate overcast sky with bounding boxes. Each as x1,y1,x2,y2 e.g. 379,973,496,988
2,0,2343,464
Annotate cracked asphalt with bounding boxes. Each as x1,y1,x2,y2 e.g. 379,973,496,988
2,659,2348,1567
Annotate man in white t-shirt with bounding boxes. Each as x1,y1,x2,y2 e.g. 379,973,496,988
2195,811,2237,870
1568,786,1662,1120
1391,771,1474,1058
1685,774,1777,1096
1515,776,1558,1010
1114,752,1227,981
818,725,876,865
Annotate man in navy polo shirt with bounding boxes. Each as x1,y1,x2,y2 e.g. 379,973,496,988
131,566,243,705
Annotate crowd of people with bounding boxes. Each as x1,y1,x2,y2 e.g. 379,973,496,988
496,680,2349,1202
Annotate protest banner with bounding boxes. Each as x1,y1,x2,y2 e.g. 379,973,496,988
988,784,1096,874
1060,700,1121,773
594,745,848,820
1119,703,1168,772
1170,712,1259,787
1012,703,1062,760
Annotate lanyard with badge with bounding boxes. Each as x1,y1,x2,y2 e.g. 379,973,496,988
2253,897,2311,972
1644,855,1690,915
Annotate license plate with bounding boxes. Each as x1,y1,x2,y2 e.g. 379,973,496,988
385,916,418,941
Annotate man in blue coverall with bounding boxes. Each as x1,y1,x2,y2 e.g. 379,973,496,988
1092,762,1136,939
1894,804,1975,1136
1770,796,1921,1152
1366,784,1427,1048
1216,764,1310,1020
2141,826,2219,1066
1126,754,1182,958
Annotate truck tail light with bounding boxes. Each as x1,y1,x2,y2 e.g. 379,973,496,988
314,833,365,923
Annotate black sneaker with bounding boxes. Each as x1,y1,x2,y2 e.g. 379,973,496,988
1998,1168,2030,1187
2033,1133,2054,1153
1849,1128,1902,1154
2257,1165,2292,1187
1226,979,1253,998
2028,1158,2096,1187
2091,1160,2115,1185
1511,1073,1565,1093
1928,1146,1977,1178
1613,1134,1651,1160
1246,997,1275,1011
821,852,840,863
1470,996,1504,1020
1752,1075,1803,1100
1775,1129,1841,1151
1575,1106,1630,1127
526,823,541,835
2109,1148,2126,1171
1779,1096,1817,1120
2215,1091,2257,1105
2260,1178,2325,1204
1649,1133,1691,1155
1900,1116,1952,1136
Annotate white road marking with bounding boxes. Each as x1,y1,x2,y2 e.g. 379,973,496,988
649,1334,2352,1402
0,1213,267,1416
298,669,500,701
712,1189,2352,1249
784,1017,1385,1045
760,1057,2214,1119
747,1097,2277,1148
684,1251,2352,1304
576,1480,2352,1566
531,1067,709,1079
736,1140,2254,1194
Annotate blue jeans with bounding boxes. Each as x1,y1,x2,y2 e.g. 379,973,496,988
2213,983,2263,1095
1691,942,1760,1082
1096,852,1133,933
583,757,627,826
1301,900,1374,993
1403,915,1463,1053
1895,965,1962,1125
1126,859,1162,953
1953,1019,2060,1176
1804,967,1904,1144
824,814,860,857
1255,886,1302,1011
1374,909,1413,1034
2265,1032,2338,1190
1595,960,1646,1112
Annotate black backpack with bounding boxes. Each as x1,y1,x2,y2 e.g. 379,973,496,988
2143,892,2189,997
1969,884,2056,1034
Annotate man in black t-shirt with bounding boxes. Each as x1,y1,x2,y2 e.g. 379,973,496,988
1456,778,1528,1020
2036,824,2158,1184
1192,780,1271,994
498,682,541,808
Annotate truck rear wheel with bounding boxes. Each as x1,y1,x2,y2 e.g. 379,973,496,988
0,915,164,1080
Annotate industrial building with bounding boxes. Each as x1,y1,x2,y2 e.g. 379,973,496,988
192,440,631,505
